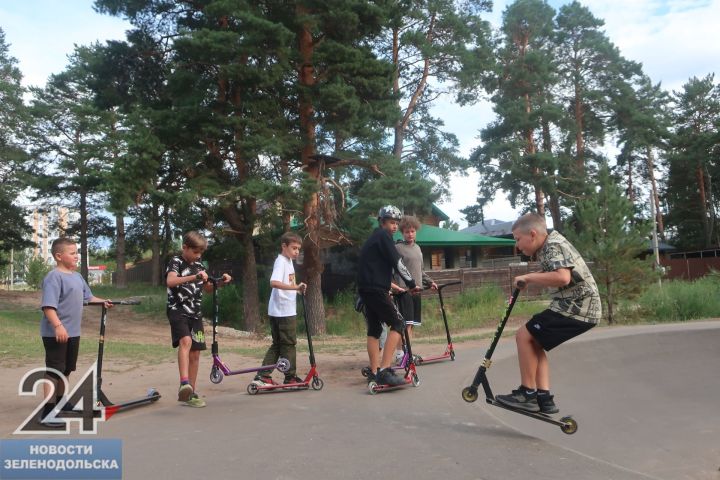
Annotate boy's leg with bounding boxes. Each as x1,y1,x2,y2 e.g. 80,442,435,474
258,317,281,377
379,330,402,369
516,326,540,390
276,316,298,379
188,349,201,391
177,336,192,381
367,336,381,373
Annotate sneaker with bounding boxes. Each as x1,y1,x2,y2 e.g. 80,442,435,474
366,370,377,383
178,383,193,402
376,368,406,386
283,376,304,385
496,387,540,413
252,375,275,386
183,393,206,408
537,394,559,414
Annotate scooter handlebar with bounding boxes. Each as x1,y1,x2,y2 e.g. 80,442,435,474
85,300,141,306
437,281,462,291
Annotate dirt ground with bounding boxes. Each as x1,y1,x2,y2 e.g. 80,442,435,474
0,289,519,436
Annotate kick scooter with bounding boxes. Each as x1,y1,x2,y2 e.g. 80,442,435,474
246,293,324,394
207,276,290,384
460,281,578,435
413,280,461,365
88,300,161,413
367,292,420,394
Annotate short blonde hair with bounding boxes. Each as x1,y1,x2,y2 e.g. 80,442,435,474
511,213,547,235
280,231,303,247
399,215,421,232
183,231,208,250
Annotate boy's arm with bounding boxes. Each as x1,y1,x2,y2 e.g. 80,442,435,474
421,271,437,290
515,268,571,289
167,270,208,288
87,296,113,308
380,233,417,290
43,307,68,343
270,279,307,293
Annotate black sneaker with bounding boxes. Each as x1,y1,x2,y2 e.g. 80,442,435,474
496,387,540,412
366,369,378,383
283,376,303,385
376,368,405,386
536,394,559,414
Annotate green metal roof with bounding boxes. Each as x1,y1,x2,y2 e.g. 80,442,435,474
393,223,516,247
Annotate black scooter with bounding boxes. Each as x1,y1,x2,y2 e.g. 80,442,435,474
88,300,161,413
461,282,578,435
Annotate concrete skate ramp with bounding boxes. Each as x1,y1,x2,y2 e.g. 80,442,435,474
94,322,720,480
486,322,720,480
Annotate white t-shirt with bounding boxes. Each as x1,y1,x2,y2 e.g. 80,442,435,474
268,254,297,317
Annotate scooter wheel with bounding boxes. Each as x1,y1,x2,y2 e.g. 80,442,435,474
147,388,160,400
311,377,324,390
247,383,259,395
210,366,223,384
361,366,372,378
450,350,456,361
411,373,420,387
461,387,478,403
367,381,378,395
560,417,578,435
276,358,291,373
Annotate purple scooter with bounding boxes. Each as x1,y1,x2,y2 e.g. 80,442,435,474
207,276,289,384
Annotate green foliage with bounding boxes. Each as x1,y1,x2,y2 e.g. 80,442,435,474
202,284,245,331
566,163,656,323
25,258,52,290
635,276,720,323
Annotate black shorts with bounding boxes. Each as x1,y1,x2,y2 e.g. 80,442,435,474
42,336,80,376
397,293,422,326
525,310,595,351
168,310,207,350
359,289,404,338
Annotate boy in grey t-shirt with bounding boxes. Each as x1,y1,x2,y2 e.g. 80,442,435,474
39,237,110,427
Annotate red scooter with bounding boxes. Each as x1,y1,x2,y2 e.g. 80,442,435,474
246,294,324,394
413,281,461,365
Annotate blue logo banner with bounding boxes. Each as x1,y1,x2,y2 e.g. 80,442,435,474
0,439,122,479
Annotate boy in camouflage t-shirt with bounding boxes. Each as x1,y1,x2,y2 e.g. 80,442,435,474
496,213,601,414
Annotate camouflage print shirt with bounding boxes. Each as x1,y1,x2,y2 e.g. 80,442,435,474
536,231,602,324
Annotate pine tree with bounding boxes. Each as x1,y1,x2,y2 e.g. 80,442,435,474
566,163,655,324
665,74,720,249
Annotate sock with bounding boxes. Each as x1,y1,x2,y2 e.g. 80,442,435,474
537,389,550,396
180,377,190,386
520,385,537,397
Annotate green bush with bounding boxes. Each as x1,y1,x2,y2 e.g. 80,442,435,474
635,275,720,322
202,284,244,330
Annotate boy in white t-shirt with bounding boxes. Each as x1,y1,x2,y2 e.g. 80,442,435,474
254,232,307,385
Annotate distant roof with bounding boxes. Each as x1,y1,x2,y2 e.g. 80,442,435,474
391,222,516,247
431,205,450,222
461,219,514,237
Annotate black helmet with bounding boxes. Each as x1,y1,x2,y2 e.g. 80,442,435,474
378,205,402,221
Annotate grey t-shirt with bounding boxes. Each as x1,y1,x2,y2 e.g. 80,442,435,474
40,269,93,337
537,231,602,324
393,241,434,289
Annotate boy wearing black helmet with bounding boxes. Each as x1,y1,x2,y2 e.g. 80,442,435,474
357,206,420,386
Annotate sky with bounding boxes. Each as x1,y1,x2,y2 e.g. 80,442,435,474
1,0,719,227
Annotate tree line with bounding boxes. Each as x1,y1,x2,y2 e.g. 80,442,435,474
0,0,718,328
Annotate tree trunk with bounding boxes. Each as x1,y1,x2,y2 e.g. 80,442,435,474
150,199,161,287
605,274,614,324
241,233,260,332
114,212,127,288
574,81,585,176
541,117,561,231
645,146,664,238
161,205,172,265
696,165,710,247
298,6,326,335
79,190,89,281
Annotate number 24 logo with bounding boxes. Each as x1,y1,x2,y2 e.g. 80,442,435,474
14,363,111,435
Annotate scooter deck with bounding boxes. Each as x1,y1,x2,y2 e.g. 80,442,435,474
486,398,578,434
246,369,324,394
367,372,419,394
413,346,455,365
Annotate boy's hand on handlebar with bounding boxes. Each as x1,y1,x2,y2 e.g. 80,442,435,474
514,276,528,289
221,273,232,284
195,271,209,282
104,299,113,309
297,282,307,294
430,282,438,291
409,286,422,294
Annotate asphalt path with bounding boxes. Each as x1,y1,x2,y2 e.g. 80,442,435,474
94,321,720,480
